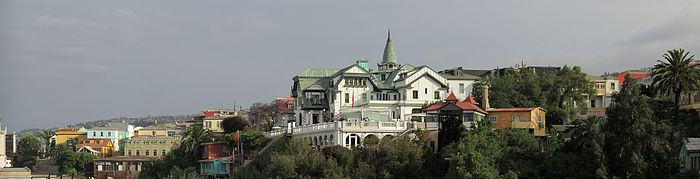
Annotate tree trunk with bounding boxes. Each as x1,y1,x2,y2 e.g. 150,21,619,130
675,89,682,122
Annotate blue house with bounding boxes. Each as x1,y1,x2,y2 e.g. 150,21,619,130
87,127,121,152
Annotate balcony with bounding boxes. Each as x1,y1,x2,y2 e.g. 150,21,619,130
265,121,409,137
301,98,328,109
511,122,532,129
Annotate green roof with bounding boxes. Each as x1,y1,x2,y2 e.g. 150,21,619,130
297,69,340,78
585,74,603,81
442,74,479,80
381,31,397,64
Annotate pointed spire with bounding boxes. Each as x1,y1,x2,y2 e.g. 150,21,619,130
445,92,458,102
382,29,397,64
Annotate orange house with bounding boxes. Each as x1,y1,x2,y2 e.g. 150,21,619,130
487,107,546,137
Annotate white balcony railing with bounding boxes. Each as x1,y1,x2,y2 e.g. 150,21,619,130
264,121,410,137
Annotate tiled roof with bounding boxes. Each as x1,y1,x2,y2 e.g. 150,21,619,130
487,107,539,112
276,97,295,113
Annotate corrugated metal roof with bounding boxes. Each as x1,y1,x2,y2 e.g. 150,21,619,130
686,138,700,151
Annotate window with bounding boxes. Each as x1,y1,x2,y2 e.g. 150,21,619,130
459,83,465,94
425,88,428,94
145,141,149,145
287,103,293,109
93,132,96,136
108,132,111,137
489,116,498,123
128,150,132,156
101,132,104,137
345,93,349,103
611,83,616,90
591,99,596,108
153,150,157,156
512,115,521,122
413,90,418,99
434,91,440,100
362,93,367,101
538,115,543,122
162,150,166,156
393,95,397,100
136,150,140,156
146,150,149,156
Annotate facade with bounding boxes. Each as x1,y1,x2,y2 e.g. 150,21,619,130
680,138,700,172
4,133,16,165
124,136,180,157
585,75,621,118
93,156,159,179
203,116,225,133
55,128,87,149
290,32,450,127
76,138,114,158
270,32,461,148
438,67,480,100
275,97,296,128
0,124,5,160
199,142,232,177
87,127,121,152
424,93,487,150
0,168,31,178
136,123,183,137
487,107,547,137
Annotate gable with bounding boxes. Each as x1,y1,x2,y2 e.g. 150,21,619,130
396,66,448,88
346,66,367,73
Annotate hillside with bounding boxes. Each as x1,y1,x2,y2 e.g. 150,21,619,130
15,114,195,138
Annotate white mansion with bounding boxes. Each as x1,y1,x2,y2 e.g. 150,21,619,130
266,32,480,148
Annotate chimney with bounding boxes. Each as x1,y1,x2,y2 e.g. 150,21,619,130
482,85,490,110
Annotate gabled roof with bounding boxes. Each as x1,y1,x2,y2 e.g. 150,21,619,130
424,101,487,114
445,93,458,101
297,69,340,78
276,97,295,113
464,96,479,104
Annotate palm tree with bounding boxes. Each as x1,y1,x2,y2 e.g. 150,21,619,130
180,125,212,162
651,49,700,120
38,129,54,157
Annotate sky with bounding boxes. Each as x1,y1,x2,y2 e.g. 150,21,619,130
1,0,699,132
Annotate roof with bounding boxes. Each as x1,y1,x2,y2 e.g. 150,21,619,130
0,167,31,172
487,107,542,112
585,75,603,81
128,136,180,141
445,93,458,101
424,101,487,114
94,155,160,162
297,68,340,78
464,96,479,104
685,138,700,151
381,30,397,64
198,156,233,162
615,71,649,85
276,97,295,113
89,127,120,131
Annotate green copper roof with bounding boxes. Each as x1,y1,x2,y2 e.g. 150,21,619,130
381,30,397,64
297,69,340,78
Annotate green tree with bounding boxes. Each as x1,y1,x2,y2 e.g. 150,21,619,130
38,130,54,156
604,74,676,178
180,125,212,164
472,68,545,108
540,66,595,125
17,135,41,168
567,117,607,178
651,49,700,121
444,120,503,178
56,150,96,177
222,115,249,133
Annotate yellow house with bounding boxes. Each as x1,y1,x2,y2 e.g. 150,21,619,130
55,128,87,146
203,116,225,133
137,123,183,137
77,138,114,158
487,107,546,137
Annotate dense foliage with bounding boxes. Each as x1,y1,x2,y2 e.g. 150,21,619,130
222,115,249,133
472,66,594,125
17,135,41,168
55,149,97,177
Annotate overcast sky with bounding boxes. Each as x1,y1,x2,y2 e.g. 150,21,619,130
1,0,699,132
